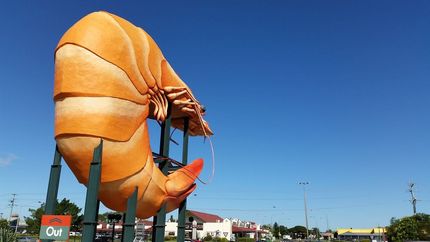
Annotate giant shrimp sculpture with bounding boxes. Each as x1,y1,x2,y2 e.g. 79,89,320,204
54,11,212,218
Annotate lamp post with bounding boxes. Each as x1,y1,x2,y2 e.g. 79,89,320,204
299,182,309,240
108,213,122,241
192,220,197,241
271,206,276,226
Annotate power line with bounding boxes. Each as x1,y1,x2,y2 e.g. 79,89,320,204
191,200,399,213
191,195,371,201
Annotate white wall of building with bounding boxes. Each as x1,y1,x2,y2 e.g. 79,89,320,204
202,218,232,239
165,222,178,236
164,219,233,240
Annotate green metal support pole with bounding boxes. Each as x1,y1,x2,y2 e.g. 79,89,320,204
82,140,103,242
123,187,138,242
177,118,189,242
93,199,100,238
153,104,172,242
41,146,62,242
44,146,62,215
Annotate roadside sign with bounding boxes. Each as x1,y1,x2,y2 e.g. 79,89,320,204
39,215,72,241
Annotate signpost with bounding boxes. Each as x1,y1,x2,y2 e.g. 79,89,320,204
39,215,72,241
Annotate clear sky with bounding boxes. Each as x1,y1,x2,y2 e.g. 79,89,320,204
0,1,429,230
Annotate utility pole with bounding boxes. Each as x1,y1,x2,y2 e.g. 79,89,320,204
8,194,18,233
8,194,17,221
408,182,417,215
325,214,329,232
299,182,309,240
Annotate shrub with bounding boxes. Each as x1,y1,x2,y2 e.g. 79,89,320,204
213,237,229,242
164,235,177,241
203,234,213,241
0,227,16,242
237,237,254,242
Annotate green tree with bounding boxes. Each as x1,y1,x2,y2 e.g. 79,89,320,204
55,198,83,233
262,224,271,230
333,231,338,239
288,225,307,239
98,212,109,223
414,213,430,241
0,219,9,229
98,211,122,223
0,219,15,242
311,227,320,238
0,227,16,242
25,204,45,234
279,225,288,237
386,214,430,241
387,216,420,241
25,198,83,234
272,222,280,239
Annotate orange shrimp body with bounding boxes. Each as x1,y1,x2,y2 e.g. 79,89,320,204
54,11,212,218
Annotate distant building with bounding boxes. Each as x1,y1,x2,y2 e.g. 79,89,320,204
164,210,268,241
337,227,386,241
322,232,334,240
96,210,266,241
96,221,123,234
8,214,27,233
230,218,270,240
165,210,233,240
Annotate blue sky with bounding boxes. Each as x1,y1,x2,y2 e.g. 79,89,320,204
0,1,429,230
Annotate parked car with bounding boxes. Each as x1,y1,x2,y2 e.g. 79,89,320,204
69,231,82,236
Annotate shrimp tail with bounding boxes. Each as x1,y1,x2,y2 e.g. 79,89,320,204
165,158,203,211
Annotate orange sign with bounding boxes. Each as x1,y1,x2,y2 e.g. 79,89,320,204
40,215,72,240
41,215,72,227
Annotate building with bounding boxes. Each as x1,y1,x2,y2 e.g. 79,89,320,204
97,219,152,240
95,210,265,241
165,210,233,240
337,227,386,241
135,219,153,241
8,214,28,234
96,221,123,234
231,218,270,240
321,232,334,240
164,210,266,241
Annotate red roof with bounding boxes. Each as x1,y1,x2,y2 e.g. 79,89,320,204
188,210,223,223
232,226,256,233
232,226,269,234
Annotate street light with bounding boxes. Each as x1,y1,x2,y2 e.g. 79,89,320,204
299,182,309,240
108,213,122,241
271,205,276,225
